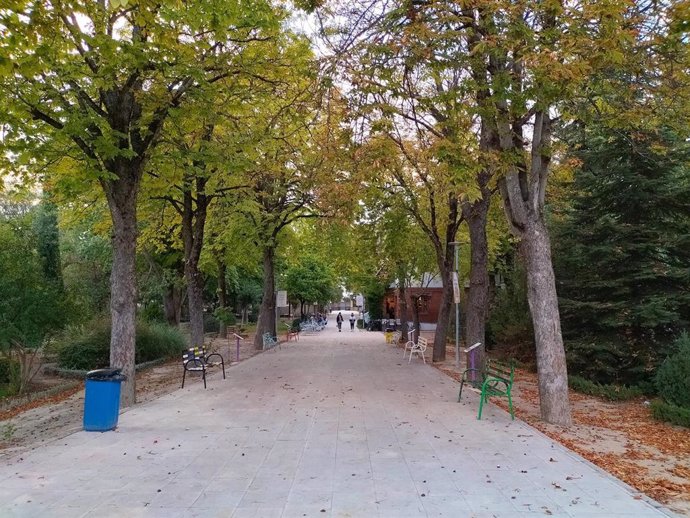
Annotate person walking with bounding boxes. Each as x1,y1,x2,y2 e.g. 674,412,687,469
349,313,356,331
336,312,343,332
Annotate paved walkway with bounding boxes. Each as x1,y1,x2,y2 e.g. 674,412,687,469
0,317,674,517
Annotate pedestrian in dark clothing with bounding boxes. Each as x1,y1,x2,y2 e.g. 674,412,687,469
336,312,343,332
349,313,356,331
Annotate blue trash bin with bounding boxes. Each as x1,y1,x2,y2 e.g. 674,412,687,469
83,368,126,432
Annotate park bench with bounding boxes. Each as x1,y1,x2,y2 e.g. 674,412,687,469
407,336,428,364
458,358,515,420
262,332,280,351
181,346,226,389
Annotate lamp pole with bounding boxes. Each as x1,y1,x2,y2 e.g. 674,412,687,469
450,241,461,369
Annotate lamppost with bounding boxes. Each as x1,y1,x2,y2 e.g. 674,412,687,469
449,241,461,369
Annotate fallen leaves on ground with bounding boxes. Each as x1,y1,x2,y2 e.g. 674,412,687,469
433,360,690,516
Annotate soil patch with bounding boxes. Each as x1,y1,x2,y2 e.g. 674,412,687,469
0,334,262,460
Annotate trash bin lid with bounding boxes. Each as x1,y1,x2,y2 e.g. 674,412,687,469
86,368,126,381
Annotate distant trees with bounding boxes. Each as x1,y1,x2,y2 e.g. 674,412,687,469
284,256,338,316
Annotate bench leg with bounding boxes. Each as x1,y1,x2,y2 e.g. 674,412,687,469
182,368,187,389
221,359,226,379
458,380,465,402
202,367,207,389
477,391,486,420
508,392,514,420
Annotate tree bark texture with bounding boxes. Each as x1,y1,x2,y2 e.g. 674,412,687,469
255,245,276,350
104,171,140,408
433,278,454,362
463,192,490,360
522,216,571,426
497,111,572,426
181,174,210,349
163,283,183,327
398,280,409,342
217,259,228,339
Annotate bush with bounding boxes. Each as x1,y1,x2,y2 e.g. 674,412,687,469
202,313,220,333
565,337,655,386
568,375,644,401
290,318,302,332
655,333,690,409
487,264,534,348
651,400,690,428
56,319,186,370
214,307,236,326
0,356,19,384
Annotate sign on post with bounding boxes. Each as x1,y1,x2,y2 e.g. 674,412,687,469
355,295,364,307
276,290,287,307
452,272,460,304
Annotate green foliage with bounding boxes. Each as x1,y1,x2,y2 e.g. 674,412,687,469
568,375,644,401
487,261,533,348
565,338,655,386
202,314,220,334
655,333,690,409
555,127,690,382
650,400,690,428
0,356,20,397
290,318,302,332
284,256,339,308
56,319,185,370
213,307,236,326
0,214,65,349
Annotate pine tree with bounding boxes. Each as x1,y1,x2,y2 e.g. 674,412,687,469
555,127,690,384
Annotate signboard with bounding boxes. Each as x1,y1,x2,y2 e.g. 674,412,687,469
276,290,288,307
452,272,460,304
355,295,364,307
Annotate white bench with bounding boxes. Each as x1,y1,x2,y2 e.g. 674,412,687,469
406,336,428,364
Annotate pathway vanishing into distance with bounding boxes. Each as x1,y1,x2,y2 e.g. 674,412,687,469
0,315,676,517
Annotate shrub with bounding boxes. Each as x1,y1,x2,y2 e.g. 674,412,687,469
203,313,220,333
565,337,654,386
290,318,301,332
487,264,534,349
0,356,19,384
655,333,690,409
56,319,186,370
214,307,236,326
568,375,644,401
650,400,690,428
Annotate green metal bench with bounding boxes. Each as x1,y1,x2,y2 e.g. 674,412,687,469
458,358,515,420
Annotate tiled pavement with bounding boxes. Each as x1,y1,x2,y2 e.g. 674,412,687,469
0,317,676,517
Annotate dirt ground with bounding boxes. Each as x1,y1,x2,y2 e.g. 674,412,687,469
427,342,690,517
0,334,262,461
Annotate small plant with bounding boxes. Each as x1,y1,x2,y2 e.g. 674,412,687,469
655,333,690,410
568,375,644,401
1,422,16,442
650,400,690,428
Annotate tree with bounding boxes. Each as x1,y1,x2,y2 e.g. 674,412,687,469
0,0,287,405
284,256,338,316
555,127,690,384
0,210,64,393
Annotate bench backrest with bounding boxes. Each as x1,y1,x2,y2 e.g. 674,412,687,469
262,332,276,345
417,337,428,348
486,359,514,383
183,346,205,361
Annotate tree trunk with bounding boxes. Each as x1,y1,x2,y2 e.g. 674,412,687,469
163,283,183,327
181,176,209,349
397,265,410,342
411,295,421,339
463,194,490,358
522,216,572,426
104,177,139,408
432,278,453,362
255,245,276,349
217,260,228,339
